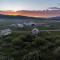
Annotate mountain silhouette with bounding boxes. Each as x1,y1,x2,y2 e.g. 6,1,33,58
0,14,46,20
49,16,60,20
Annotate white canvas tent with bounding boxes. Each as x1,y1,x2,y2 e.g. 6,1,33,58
32,28,39,35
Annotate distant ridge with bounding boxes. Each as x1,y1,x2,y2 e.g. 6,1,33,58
0,14,60,20
0,14,46,20
49,16,60,20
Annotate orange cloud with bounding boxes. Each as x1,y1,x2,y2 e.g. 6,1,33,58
0,10,60,18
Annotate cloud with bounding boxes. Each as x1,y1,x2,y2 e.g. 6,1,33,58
0,8,60,18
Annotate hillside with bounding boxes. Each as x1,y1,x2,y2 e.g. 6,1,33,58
0,31,60,60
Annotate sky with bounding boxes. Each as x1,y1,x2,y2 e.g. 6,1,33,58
0,0,60,11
